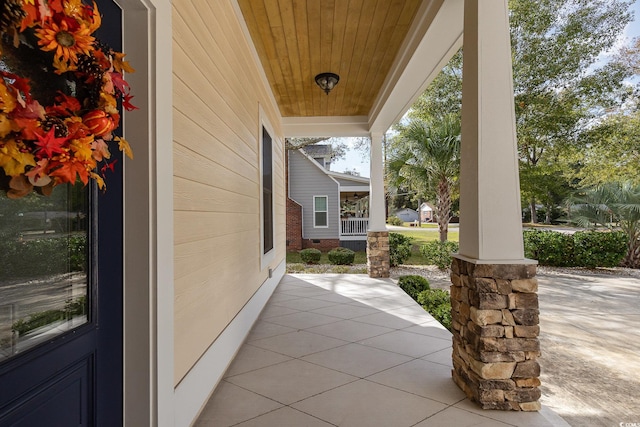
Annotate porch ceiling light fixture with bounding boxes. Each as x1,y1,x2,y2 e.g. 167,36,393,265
315,72,340,95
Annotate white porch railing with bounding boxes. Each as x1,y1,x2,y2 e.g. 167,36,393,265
340,218,369,236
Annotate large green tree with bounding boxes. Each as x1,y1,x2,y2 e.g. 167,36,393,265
388,115,460,242
511,0,634,221
398,0,635,223
578,111,640,186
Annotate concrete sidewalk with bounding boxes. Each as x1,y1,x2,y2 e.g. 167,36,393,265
537,269,640,427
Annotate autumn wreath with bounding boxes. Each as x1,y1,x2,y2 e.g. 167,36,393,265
0,0,135,199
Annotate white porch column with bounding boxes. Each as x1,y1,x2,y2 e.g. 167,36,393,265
368,132,387,232
458,0,525,262
367,132,390,278
451,0,540,412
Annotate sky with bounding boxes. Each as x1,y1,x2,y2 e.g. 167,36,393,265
330,1,640,179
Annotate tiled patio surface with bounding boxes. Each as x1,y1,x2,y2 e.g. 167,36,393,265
196,274,568,427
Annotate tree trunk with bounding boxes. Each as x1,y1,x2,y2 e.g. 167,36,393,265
545,203,552,224
530,199,537,224
622,229,640,269
436,179,451,242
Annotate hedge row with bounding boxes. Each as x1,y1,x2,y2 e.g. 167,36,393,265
523,230,626,268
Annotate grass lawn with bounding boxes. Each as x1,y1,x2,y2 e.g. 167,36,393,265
286,226,459,267
401,222,439,229
392,228,459,264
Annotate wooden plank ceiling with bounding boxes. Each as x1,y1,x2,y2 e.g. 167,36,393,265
238,0,421,117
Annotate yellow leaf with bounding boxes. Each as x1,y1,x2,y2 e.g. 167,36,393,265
0,114,16,138
90,172,105,190
0,81,17,113
0,139,36,176
113,52,135,74
70,137,94,162
63,0,84,18
116,136,133,159
53,56,77,74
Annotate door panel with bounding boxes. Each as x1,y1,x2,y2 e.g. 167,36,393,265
1,357,92,426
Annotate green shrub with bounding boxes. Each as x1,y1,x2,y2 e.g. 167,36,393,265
387,216,404,226
573,231,627,268
389,232,413,266
328,247,356,265
417,289,452,331
523,229,575,267
397,275,430,300
420,241,459,270
299,248,322,264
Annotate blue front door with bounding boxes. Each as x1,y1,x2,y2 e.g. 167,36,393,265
0,1,124,424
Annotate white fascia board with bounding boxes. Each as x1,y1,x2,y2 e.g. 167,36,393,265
326,171,370,185
368,0,464,134
283,116,370,137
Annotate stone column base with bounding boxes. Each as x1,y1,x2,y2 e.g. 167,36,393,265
450,256,541,411
367,231,390,278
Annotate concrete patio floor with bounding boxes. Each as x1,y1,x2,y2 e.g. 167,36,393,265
196,274,568,427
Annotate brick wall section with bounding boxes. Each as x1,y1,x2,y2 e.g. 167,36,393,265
367,231,390,278
286,198,303,251
301,238,340,251
450,257,541,411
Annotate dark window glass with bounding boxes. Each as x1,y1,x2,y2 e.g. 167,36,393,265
262,126,273,254
314,196,328,227
0,183,89,362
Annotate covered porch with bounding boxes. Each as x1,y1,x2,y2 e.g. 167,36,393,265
195,274,565,426
340,191,370,240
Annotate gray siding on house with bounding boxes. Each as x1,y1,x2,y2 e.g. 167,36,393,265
289,151,339,239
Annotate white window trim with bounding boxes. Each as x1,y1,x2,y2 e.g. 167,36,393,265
313,195,329,228
259,105,276,270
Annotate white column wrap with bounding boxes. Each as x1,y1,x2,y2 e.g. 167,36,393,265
459,0,525,261
368,132,387,232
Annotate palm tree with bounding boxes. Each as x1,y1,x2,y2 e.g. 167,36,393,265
388,115,460,242
571,182,640,268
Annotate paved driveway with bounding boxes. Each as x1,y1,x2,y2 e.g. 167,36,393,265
537,269,640,427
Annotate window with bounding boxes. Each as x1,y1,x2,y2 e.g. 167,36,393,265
262,126,273,254
314,196,328,227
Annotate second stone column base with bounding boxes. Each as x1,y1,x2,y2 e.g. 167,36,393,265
367,231,390,278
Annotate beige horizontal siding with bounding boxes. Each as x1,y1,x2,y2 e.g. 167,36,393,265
172,0,284,385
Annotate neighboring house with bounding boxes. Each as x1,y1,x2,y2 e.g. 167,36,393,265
287,148,370,251
393,208,419,223
0,0,538,425
420,202,435,222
